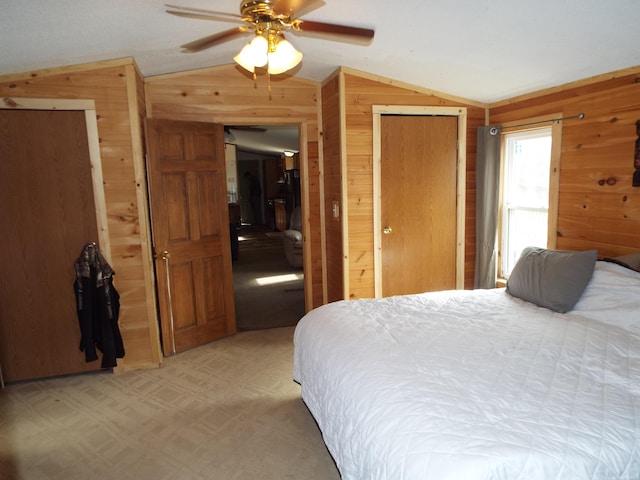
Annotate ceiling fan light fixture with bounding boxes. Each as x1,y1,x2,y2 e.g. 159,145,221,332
168,2,375,81
267,38,303,75
233,34,268,72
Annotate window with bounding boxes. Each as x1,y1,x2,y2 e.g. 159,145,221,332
500,127,552,277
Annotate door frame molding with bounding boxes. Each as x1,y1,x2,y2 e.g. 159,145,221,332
372,105,467,297
1,97,111,259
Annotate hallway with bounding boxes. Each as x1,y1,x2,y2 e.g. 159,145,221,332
232,225,305,331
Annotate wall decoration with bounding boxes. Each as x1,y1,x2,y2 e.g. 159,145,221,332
634,120,640,187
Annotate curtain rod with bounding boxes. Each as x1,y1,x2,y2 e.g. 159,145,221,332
489,112,585,135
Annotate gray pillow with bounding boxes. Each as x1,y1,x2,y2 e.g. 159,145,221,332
506,247,598,313
614,253,640,272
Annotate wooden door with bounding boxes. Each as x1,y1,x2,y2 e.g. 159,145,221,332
145,119,235,356
0,110,101,382
380,115,458,297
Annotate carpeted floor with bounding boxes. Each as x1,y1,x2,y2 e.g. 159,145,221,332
0,327,341,480
233,225,305,331
0,226,321,480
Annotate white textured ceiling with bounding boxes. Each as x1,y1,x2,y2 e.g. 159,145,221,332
2,0,639,105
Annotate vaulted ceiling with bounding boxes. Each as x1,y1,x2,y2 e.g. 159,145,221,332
3,0,640,105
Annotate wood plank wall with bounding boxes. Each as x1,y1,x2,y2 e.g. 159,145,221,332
335,68,486,298
489,67,640,256
5,54,637,371
0,58,162,370
144,65,324,309
320,73,344,302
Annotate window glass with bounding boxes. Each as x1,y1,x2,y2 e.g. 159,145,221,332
501,128,552,277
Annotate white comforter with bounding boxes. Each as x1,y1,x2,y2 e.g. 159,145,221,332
293,261,640,479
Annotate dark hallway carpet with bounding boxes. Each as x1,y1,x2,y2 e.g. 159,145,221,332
233,225,305,331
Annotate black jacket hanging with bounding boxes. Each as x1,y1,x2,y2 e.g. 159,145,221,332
74,243,125,368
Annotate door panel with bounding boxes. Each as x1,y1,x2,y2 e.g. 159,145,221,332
0,110,101,382
197,172,220,236
381,115,458,297
172,262,197,330
165,173,190,240
145,119,235,356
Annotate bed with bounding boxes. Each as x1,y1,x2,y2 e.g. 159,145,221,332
293,249,640,479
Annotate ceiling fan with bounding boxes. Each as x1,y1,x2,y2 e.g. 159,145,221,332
224,125,267,143
165,1,375,75
226,125,268,133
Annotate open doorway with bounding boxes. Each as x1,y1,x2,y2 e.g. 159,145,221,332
225,124,305,331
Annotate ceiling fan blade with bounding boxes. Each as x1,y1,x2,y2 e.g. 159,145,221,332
181,27,249,52
230,126,268,132
294,20,374,44
272,0,326,18
166,10,242,24
165,4,242,19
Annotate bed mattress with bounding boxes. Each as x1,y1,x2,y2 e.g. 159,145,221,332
293,261,640,479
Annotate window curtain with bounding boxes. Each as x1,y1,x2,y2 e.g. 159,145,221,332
474,125,502,289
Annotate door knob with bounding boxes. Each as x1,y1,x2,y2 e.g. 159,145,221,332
383,226,392,234
154,250,171,260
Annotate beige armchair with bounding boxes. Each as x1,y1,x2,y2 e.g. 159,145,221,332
282,206,303,268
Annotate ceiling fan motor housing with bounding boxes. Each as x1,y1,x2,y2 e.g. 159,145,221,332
240,0,288,18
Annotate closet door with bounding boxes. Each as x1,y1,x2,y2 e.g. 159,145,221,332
0,109,101,382
380,115,458,296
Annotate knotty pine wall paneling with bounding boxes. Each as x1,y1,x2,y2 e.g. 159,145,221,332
320,72,345,302
0,58,163,371
145,65,324,309
337,68,486,299
489,66,640,257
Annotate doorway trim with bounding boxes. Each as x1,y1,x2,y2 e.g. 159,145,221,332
1,97,111,258
372,105,467,297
